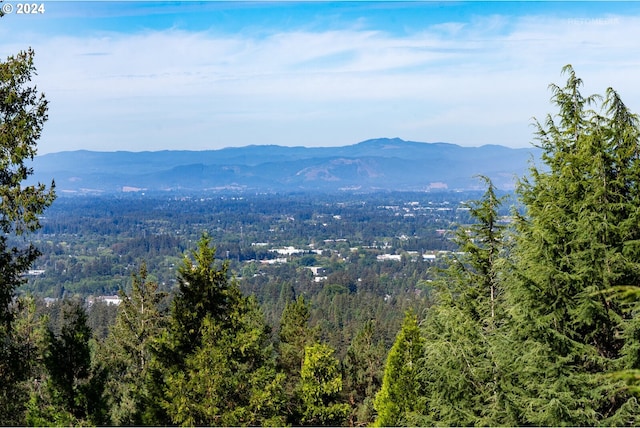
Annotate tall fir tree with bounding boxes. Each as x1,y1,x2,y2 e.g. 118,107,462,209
342,319,385,426
506,65,640,425
0,48,55,423
412,178,516,426
2,295,49,425
277,295,318,425
299,342,350,426
99,263,168,425
26,300,106,426
146,234,285,426
373,312,424,427
163,296,286,426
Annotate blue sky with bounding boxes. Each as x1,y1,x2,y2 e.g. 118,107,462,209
2,1,639,153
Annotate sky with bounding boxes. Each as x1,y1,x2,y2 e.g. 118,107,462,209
1,1,640,154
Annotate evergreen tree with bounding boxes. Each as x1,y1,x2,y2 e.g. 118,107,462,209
147,234,285,426
0,48,55,423
170,234,234,359
342,319,385,426
2,295,49,425
279,295,317,375
373,312,424,427
277,295,318,424
299,342,350,426
410,178,516,426
27,300,106,425
163,296,286,426
144,234,234,424
100,264,168,425
507,65,640,425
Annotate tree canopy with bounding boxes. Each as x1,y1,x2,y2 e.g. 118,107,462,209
0,48,55,424
373,65,640,426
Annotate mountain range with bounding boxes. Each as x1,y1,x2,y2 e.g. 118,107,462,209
28,138,541,194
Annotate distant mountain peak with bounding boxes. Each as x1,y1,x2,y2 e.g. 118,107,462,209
30,138,540,194
357,137,407,146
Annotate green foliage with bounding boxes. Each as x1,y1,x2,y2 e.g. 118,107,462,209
0,295,48,425
99,264,167,425
148,235,285,426
453,176,506,323
373,312,424,427
170,234,236,359
416,298,516,426
0,48,55,318
506,65,640,425
44,302,92,415
86,301,118,340
277,295,318,424
27,300,107,426
279,295,317,369
299,342,350,426
409,178,516,426
342,319,385,426
163,301,286,426
0,48,55,238
0,48,55,425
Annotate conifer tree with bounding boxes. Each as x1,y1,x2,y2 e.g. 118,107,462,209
506,65,640,425
0,48,55,423
299,342,350,426
144,234,236,423
100,264,167,425
170,235,234,358
373,312,424,427
412,178,515,426
147,234,285,426
342,319,385,426
277,295,318,425
163,296,286,426
279,295,317,374
2,295,49,425
27,300,106,425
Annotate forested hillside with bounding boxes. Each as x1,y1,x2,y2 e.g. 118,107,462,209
4,49,640,425
28,138,538,193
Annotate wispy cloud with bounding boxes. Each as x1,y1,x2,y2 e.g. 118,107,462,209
3,4,640,153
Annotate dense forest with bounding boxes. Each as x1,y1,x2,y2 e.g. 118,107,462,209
5,50,640,426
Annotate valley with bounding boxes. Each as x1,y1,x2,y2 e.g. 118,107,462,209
21,190,509,354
